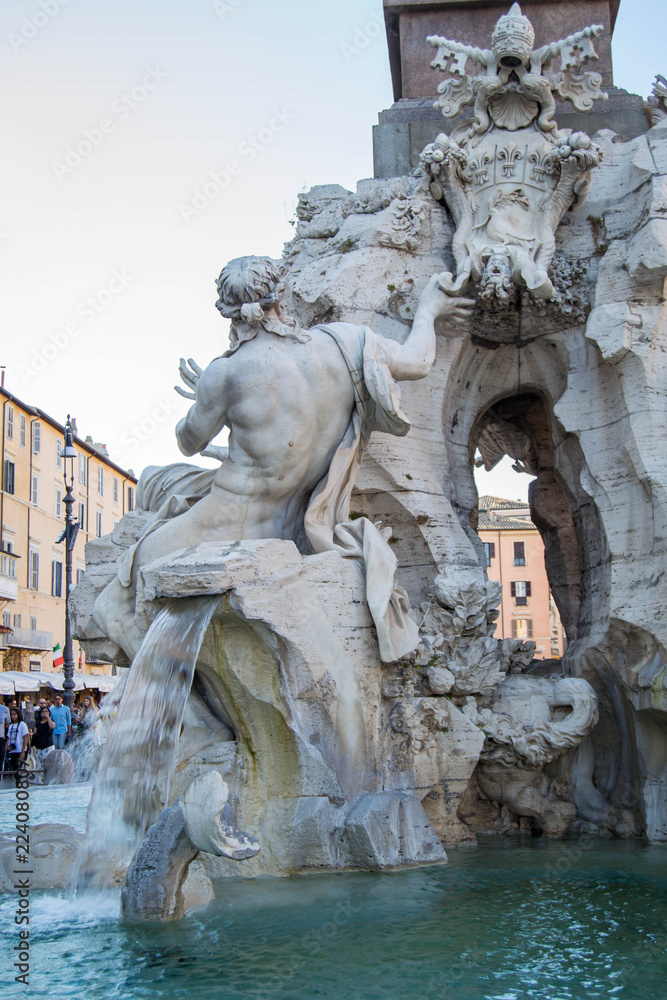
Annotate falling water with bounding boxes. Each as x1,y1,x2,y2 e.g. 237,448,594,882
75,595,219,885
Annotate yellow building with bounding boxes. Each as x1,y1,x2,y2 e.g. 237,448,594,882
1,384,137,687
477,495,566,660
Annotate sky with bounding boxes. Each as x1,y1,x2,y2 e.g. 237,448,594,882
1,0,665,498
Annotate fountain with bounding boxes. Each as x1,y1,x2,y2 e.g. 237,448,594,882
56,3,667,915
3,1,667,993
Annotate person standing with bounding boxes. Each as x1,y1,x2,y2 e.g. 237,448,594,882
0,699,10,775
6,708,29,782
49,694,71,749
32,707,55,779
80,695,102,746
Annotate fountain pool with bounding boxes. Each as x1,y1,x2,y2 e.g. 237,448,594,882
1,834,664,1000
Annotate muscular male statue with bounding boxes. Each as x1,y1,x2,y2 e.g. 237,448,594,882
94,257,473,661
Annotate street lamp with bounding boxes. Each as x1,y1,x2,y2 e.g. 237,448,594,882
60,416,79,712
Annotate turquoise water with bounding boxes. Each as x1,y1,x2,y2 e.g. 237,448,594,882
0,782,92,832
1,837,665,1000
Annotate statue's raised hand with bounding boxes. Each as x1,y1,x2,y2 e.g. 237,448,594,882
174,357,204,400
418,274,475,330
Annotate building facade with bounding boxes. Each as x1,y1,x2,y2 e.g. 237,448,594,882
477,495,566,659
0,385,137,680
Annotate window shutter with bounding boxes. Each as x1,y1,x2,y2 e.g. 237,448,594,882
489,542,495,559
510,582,516,597
526,581,532,597
32,421,41,454
511,620,517,639
527,619,533,638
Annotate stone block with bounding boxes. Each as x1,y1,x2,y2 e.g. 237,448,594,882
342,792,446,868
262,796,345,871
139,539,302,602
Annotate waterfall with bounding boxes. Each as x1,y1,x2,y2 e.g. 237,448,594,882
74,595,219,887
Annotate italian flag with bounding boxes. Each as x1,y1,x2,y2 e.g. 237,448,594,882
53,643,64,669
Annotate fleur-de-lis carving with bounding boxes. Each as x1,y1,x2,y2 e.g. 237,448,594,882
528,149,552,183
469,151,492,185
498,142,523,178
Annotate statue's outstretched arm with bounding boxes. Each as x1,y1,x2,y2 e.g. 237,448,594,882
175,358,229,456
382,277,474,381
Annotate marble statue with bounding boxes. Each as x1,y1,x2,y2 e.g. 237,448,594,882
419,4,604,302
53,2,667,921
93,257,473,664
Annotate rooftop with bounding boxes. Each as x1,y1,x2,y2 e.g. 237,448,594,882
1,385,137,482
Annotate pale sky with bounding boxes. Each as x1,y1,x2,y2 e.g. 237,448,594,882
1,0,664,496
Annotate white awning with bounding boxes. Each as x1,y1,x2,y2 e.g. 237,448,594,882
0,676,15,695
1,672,41,692
1,671,118,695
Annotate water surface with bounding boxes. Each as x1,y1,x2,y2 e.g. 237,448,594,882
2,838,665,1000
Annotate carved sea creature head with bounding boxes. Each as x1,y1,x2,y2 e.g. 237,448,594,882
492,3,535,70
479,248,516,304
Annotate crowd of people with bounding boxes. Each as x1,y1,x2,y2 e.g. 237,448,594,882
0,692,103,782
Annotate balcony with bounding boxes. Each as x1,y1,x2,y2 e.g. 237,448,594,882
0,572,17,603
0,551,19,603
2,626,53,651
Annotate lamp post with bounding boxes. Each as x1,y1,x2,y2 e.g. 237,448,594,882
61,416,79,713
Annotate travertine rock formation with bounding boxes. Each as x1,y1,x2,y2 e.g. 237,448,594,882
67,11,667,917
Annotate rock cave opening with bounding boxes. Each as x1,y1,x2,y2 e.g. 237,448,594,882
470,391,611,660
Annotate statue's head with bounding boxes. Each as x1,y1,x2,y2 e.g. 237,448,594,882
492,3,535,70
215,256,285,322
214,256,307,352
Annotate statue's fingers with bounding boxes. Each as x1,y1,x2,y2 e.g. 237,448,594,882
174,385,196,400
188,358,204,376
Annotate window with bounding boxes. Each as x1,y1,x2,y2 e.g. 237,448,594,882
511,580,531,606
79,502,86,528
512,618,533,639
55,488,62,518
127,486,135,511
96,511,103,537
76,568,86,584
56,439,62,469
2,611,10,628
113,477,119,504
513,541,526,566
31,473,39,506
32,421,41,455
29,550,39,591
51,560,63,597
3,459,15,495
29,661,41,672
97,467,104,496
483,541,495,567
19,414,26,448
13,613,21,627
30,616,37,631
79,454,87,485
1,552,17,578
6,406,13,440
